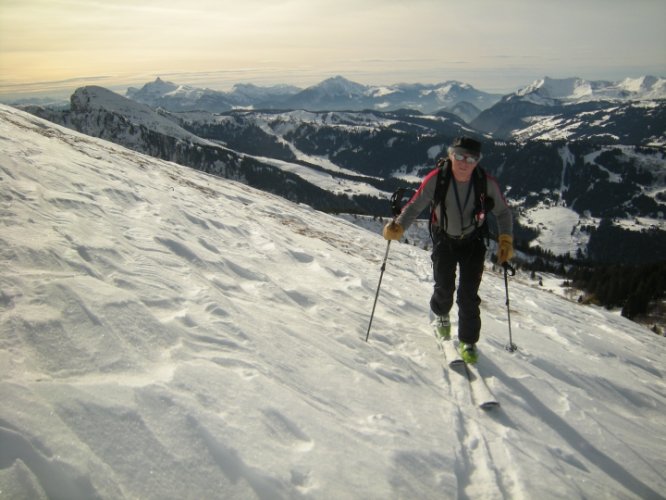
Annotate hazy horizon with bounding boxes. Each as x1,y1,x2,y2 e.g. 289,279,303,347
2,70,666,104
1,0,665,101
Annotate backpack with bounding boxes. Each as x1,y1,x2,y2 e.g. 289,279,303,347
428,158,495,241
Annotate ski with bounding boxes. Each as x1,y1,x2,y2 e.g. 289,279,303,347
436,334,499,410
462,361,499,410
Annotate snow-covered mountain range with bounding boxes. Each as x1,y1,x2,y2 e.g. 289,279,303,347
127,75,502,117
124,75,666,121
23,83,666,266
2,103,665,499
514,76,666,105
126,77,301,113
472,76,666,142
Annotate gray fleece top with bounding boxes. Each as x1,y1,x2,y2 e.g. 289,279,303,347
396,166,513,239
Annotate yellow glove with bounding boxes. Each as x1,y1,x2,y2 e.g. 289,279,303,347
497,234,513,264
383,222,404,241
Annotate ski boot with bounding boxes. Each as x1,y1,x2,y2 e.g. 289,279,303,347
459,342,478,364
432,315,451,341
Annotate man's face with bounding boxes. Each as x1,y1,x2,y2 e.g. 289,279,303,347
450,150,480,180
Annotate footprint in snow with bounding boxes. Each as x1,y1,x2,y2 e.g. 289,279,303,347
261,408,314,452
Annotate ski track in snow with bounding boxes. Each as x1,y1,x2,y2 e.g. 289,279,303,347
1,104,665,499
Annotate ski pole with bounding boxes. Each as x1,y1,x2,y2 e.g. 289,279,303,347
365,188,411,342
502,262,517,352
365,239,392,342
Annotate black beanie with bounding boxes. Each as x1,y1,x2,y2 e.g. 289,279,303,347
451,136,482,154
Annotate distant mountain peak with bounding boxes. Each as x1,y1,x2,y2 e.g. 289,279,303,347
310,76,368,94
72,85,132,112
131,77,179,95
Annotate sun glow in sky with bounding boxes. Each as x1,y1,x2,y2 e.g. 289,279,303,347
1,0,665,99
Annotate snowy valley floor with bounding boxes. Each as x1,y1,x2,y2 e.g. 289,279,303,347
1,104,665,499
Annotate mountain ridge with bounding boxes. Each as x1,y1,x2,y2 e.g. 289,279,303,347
20,82,666,267
515,75,666,105
126,75,503,116
124,74,666,117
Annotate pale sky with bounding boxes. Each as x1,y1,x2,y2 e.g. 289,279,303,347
1,0,665,99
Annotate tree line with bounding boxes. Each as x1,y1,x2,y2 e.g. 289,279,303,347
516,242,665,326
568,261,666,321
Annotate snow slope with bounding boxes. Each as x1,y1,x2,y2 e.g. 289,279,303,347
1,104,665,499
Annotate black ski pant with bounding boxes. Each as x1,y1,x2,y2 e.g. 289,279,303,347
430,232,486,344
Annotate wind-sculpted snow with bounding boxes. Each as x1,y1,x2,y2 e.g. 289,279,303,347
1,104,664,499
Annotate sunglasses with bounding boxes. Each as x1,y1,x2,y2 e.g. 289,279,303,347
453,153,480,164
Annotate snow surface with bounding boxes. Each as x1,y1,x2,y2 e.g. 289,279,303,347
522,205,590,257
1,104,665,499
